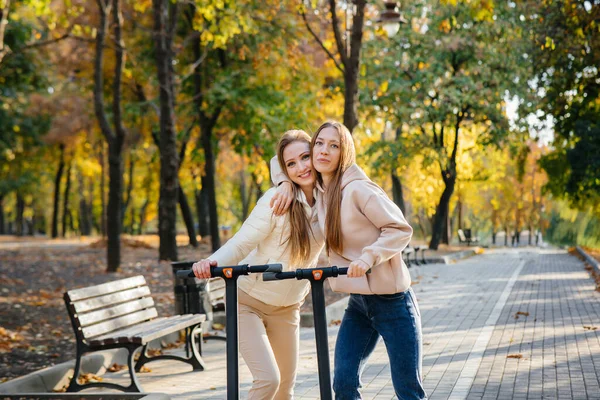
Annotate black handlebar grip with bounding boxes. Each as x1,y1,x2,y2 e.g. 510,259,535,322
249,263,283,273
262,271,297,281
176,270,195,278
337,267,349,275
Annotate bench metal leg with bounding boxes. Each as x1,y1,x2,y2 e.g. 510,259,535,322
135,324,206,372
67,344,143,393
421,249,427,264
413,250,420,266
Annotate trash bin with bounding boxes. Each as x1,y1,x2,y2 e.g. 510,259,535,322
171,261,213,322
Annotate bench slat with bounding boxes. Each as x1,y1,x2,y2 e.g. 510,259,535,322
83,308,158,339
89,314,205,346
70,286,152,313
68,276,147,301
77,297,156,327
98,314,200,342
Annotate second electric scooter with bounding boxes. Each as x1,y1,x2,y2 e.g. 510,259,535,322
263,266,348,400
175,262,282,400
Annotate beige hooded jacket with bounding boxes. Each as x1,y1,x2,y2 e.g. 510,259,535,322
208,187,324,306
272,159,413,294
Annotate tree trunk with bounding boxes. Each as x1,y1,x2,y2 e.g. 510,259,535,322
52,144,65,238
195,187,210,237
251,171,264,203
201,124,220,251
0,194,5,234
94,0,127,272
15,192,24,236
442,210,450,245
138,199,149,235
154,0,179,261
121,150,135,228
391,173,406,214
429,173,456,249
178,185,198,247
106,142,124,270
99,141,107,237
190,27,221,251
78,173,92,236
62,162,72,237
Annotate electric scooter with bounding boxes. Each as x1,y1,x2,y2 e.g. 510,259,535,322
176,263,282,400
263,266,348,400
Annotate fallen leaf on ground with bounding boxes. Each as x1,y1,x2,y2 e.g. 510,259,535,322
507,354,523,359
514,311,530,319
329,319,341,326
77,373,103,384
139,366,152,373
108,363,127,372
212,323,225,330
583,326,597,331
147,348,163,356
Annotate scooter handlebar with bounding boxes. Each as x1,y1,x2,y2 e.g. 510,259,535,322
175,263,283,279
263,266,349,282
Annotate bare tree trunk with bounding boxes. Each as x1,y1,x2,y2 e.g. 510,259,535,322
195,186,209,237
154,0,179,260
0,194,5,234
62,161,72,237
178,186,198,247
94,0,127,272
429,174,455,249
121,150,135,228
15,192,24,236
78,173,92,236
52,144,65,238
99,140,107,236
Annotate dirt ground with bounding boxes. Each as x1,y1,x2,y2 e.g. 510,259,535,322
0,235,347,382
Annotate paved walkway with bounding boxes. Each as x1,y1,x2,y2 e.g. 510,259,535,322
78,249,600,399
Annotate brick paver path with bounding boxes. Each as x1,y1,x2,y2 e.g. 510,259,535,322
95,249,600,399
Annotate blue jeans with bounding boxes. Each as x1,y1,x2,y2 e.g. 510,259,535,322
333,288,427,400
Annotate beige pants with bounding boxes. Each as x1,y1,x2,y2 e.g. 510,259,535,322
238,289,301,400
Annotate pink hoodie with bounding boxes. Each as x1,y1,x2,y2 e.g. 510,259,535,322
272,159,413,294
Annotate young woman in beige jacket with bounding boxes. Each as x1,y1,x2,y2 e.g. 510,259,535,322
192,130,324,400
271,121,427,400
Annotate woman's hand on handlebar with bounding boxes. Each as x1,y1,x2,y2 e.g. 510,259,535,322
192,259,217,279
347,260,370,278
270,182,293,216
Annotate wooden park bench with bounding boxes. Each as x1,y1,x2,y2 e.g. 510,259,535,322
63,275,206,393
403,244,427,267
458,229,480,246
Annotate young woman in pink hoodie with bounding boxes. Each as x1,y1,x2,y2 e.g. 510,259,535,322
271,121,426,400
193,130,324,400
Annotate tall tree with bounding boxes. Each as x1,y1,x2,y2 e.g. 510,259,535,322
300,0,367,132
529,0,600,213
153,0,179,260
94,0,127,271
363,0,531,249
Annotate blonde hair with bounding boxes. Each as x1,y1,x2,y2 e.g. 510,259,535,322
277,129,314,266
311,121,356,255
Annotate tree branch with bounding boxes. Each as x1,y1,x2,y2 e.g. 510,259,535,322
328,0,348,68
300,8,344,73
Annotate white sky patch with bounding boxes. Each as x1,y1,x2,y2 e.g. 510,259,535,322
505,94,554,146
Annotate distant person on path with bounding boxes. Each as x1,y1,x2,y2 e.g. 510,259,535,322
270,121,426,400
192,130,324,400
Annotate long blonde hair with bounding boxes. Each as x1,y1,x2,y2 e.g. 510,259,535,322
277,129,314,266
311,121,356,255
